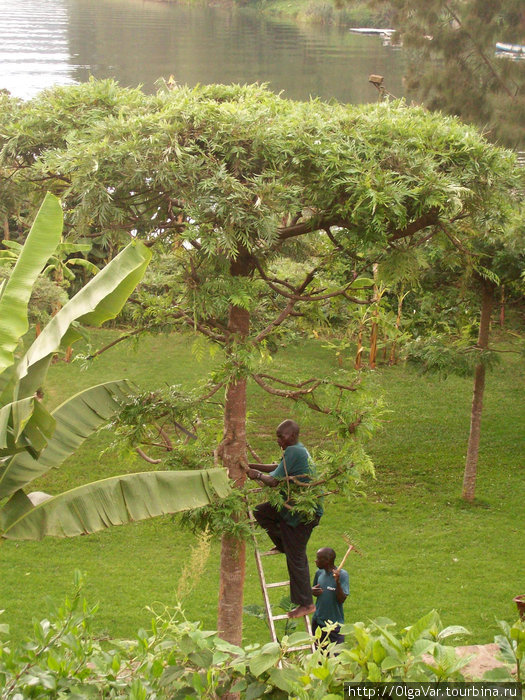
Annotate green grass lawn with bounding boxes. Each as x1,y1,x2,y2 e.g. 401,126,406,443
1,328,523,647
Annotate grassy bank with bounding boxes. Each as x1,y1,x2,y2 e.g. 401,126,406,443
0,328,523,647
256,0,391,28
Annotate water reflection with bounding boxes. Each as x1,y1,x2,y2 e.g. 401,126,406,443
0,0,75,97
0,0,405,103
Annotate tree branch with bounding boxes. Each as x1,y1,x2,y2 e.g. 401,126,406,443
198,381,225,402
251,373,322,398
276,215,342,245
438,221,473,256
253,298,298,343
171,306,227,343
135,447,162,464
255,258,369,303
86,328,143,359
256,374,320,389
388,209,440,242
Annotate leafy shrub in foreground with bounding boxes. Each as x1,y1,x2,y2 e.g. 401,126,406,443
0,576,521,698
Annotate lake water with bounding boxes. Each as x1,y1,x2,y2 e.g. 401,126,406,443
0,0,405,103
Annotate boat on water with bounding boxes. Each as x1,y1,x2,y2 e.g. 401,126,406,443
349,27,395,36
349,27,402,47
495,41,525,55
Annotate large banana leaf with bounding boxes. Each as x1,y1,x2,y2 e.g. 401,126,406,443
0,193,62,376
16,240,152,398
0,380,133,499
1,468,231,540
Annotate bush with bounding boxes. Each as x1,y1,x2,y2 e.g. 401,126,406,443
0,576,522,697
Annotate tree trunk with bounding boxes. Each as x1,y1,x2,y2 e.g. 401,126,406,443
369,263,379,369
499,286,505,328
217,257,251,648
3,215,9,241
462,280,495,502
369,320,378,368
217,363,248,646
389,287,405,366
354,328,363,370
382,332,388,362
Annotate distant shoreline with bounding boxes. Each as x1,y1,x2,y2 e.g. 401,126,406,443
141,0,389,29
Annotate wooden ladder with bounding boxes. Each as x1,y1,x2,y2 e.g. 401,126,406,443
249,508,315,654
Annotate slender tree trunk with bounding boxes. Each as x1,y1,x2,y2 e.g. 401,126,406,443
3,215,9,241
499,286,505,328
382,332,388,362
217,256,251,648
354,328,363,370
369,263,379,369
369,320,378,368
462,280,495,502
389,287,405,366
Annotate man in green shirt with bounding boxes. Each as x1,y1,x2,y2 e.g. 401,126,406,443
312,547,349,646
247,419,323,618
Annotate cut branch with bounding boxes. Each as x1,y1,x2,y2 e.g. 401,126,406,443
247,441,263,463
173,420,197,441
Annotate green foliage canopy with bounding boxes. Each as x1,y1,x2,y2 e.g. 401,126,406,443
1,80,521,530
0,81,521,362
0,80,519,255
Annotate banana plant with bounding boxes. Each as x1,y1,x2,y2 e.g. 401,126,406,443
0,194,230,541
2,238,100,287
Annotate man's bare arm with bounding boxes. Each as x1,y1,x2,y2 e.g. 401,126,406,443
248,462,278,472
246,468,279,487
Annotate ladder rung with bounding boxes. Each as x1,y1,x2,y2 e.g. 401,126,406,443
266,580,289,588
260,549,282,556
271,614,290,621
287,644,314,652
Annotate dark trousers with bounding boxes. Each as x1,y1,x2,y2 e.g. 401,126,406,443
312,618,345,648
253,502,320,607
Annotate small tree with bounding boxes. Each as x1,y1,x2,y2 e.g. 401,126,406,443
402,230,525,501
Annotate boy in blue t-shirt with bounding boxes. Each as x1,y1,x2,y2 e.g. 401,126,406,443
312,547,349,646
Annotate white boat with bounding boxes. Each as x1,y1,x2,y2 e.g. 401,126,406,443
349,27,395,36
495,41,525,54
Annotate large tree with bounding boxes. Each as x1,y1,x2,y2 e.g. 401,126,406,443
0,80,520,643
